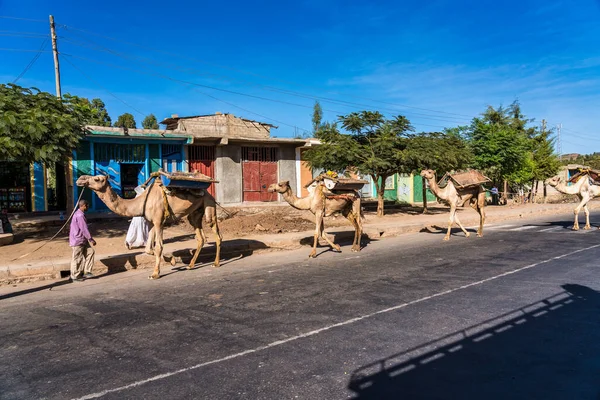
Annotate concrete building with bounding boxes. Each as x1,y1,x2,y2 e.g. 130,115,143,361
161,113,310,204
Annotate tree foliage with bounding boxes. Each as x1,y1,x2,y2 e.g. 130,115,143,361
304,111,413,216
142,114,159,129
312,101,323,136
63,95,111,126
465,102,531,185
114,112,136,129
0,84,89,164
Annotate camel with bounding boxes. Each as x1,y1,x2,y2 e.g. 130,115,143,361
546,174,600,230
420,169,486,241
267,180,362,258
76,174,221,279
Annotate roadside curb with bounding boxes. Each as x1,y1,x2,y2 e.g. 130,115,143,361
2,203,597,285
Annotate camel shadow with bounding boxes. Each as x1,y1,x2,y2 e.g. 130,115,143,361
347,284,600,399
420,225,478,237
298,231,374,257
166,239,270,270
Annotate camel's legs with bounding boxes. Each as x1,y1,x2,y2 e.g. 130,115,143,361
350,199,363,252
583,204,591,230
573,196,585,230
150,225,164,280
477,206,486,237
209,218,222,267
187,227,206,269
145,226,155,255
345,211,361,252
444,206,461,241
319,219,341,252
452,211,471,238
309,212,324,258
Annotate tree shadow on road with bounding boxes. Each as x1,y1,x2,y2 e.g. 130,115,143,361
348,284,600,399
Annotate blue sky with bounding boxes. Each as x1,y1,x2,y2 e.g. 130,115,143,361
1,0,599,154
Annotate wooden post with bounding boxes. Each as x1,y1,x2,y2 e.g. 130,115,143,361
50,15,73,211
49,15,61,98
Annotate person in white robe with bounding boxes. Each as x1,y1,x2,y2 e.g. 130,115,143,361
125,186,150,249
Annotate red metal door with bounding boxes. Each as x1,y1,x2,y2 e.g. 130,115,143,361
242,146,278,202
189,146,215,197
242,161,261,202
259,162,278,202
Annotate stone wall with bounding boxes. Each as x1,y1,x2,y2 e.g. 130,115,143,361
215,144,242,204
178,114,271,140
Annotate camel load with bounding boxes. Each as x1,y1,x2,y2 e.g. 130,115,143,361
437,169,491,190
568,168,600,186
306,172,368,197
152,170,218,190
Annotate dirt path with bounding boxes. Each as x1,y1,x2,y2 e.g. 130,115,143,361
2,207,352,266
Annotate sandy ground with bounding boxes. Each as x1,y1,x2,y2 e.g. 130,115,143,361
1,207,354,266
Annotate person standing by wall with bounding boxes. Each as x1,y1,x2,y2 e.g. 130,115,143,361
69,199,96,282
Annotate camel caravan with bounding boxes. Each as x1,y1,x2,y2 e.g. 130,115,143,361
76,165,600,279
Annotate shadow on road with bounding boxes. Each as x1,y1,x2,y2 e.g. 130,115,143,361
0,279,71,301
348,284,600,399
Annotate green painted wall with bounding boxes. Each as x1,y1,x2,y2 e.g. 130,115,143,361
149,144,161,173
374,175,398,201
74,141,94,205
397,173,412,203
413,174,437,203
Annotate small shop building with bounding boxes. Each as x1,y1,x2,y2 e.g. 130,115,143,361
72,126,193,211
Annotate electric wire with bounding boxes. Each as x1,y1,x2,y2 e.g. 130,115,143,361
62,56,147,117
13,37,49,83
57,23,475,119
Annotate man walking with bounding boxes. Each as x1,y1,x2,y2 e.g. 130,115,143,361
69,199,96,282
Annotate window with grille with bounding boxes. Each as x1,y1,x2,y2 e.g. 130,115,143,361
94,143,146,163
162,144,181,158
242,147,278,162
189,145,215,161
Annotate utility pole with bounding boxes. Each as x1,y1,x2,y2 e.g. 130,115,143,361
49,15,61,98
541,119,547,132
50,15,73,212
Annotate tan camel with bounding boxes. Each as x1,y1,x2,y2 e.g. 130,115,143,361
546,175,600,230
76,175,221,279
267,180,362,257
420,169,486,241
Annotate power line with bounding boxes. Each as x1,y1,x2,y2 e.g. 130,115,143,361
0,48,53,52
13,37,49,83
62,56,147,117
0,16,47,23
59,34,472,125
57,23,475,120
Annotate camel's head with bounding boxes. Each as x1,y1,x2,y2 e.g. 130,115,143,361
76,175,110,191
268,181,290,193
546,175,561,187
420,169,436,180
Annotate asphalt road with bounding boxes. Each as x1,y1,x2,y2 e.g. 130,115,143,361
2,213,600,400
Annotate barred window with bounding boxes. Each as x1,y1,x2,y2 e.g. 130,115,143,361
94,143,146,163
242,146,278,162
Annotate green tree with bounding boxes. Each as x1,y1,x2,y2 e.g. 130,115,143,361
403,131,473,212
530,121,561,202
465,102,531,202
304,111,413,216
63,95,112,127
312,101,323,136
0,84,89,164
114,112,136,129
90,98,111,126
142,114,159,129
